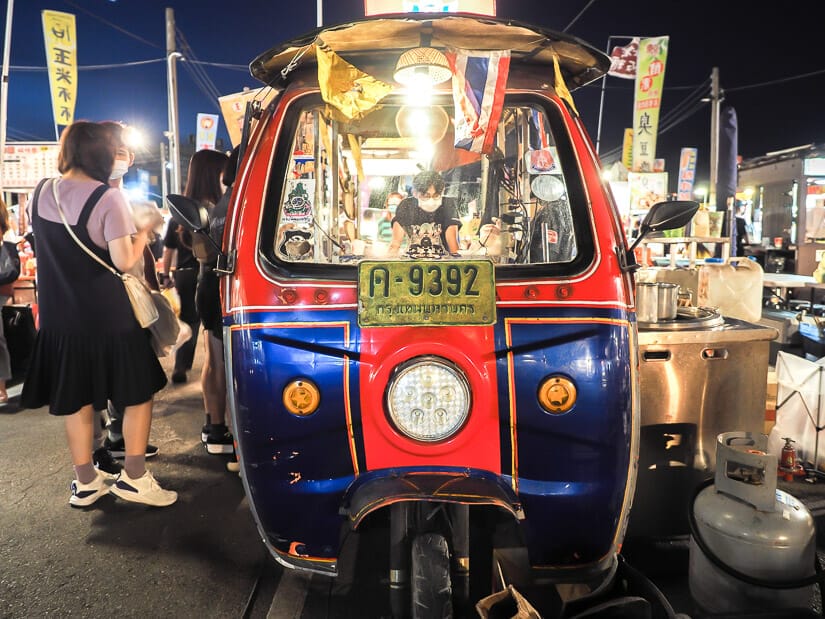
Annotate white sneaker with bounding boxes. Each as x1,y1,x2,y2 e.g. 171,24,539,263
111,470,177,507
69,470,111,508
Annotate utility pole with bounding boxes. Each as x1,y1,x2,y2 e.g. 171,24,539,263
165,7,182,195
708,66,720,210
0,0,15,195
160,141,168,205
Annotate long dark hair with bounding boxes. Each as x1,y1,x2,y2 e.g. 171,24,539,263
0,198,10,236
183,149,229,204
57,121,116,183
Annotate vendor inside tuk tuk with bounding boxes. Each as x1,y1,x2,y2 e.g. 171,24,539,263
387,170,460,258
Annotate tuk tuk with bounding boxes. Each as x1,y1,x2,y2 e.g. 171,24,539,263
169,12,696,617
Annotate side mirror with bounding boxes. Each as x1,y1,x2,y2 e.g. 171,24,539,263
166,194,210,233
165,194,225,261
628,200,700,253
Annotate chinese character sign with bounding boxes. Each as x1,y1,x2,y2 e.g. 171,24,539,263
42,11,78,127
677,147,698,200
196,113,220,151
632,36,669,173
608,38,638,79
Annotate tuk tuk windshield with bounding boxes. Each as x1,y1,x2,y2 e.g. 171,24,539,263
270,96,588,268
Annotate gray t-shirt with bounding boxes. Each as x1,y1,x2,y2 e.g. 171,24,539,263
28,178,135,250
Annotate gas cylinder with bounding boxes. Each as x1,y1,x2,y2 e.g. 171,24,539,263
689,431,816,614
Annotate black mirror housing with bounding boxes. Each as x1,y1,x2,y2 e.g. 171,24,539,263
166,194,210,233
628,200,700,253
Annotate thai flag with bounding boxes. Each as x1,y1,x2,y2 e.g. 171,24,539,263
446,50,510,155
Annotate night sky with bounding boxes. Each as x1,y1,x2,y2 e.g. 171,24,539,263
3,0,824,187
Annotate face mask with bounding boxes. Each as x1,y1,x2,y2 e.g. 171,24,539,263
418,197,442,213
110,159,129,180
387,200,400,214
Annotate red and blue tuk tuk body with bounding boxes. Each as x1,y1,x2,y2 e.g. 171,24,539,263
214,13,658,611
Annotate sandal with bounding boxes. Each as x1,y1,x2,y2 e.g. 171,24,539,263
0,393,8,404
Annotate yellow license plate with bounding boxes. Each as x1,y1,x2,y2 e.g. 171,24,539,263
358,259,496,327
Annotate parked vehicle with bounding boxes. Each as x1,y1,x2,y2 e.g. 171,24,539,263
169,12,697,617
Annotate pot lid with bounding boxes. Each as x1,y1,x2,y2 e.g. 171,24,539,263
638,306,725,331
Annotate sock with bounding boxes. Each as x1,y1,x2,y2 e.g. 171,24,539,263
75,462,97,485
124,456,146,480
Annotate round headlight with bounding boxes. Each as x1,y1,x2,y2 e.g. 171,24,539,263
386,356,470,442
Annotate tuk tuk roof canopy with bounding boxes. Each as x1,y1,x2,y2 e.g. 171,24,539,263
249,13,610,90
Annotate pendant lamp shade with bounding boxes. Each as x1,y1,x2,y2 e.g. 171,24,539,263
393,47,452,86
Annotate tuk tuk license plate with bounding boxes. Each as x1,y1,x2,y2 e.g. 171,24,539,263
358,259,496,327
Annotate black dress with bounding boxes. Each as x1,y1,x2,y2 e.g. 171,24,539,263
21,180,167,415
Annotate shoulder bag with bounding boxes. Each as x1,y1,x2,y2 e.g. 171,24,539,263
0,241,21,286
52,178,159,328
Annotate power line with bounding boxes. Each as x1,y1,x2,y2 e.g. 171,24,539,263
8,58,249,72
59,0,164,50
175,27,223,106
10,58,165,71
725,67,825,93
563,0,598,33
7,126,51,141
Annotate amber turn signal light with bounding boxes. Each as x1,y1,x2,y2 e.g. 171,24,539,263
538,375,577,414
283,379,320,416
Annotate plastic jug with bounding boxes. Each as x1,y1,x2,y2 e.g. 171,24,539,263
698,257,763,323
691,208,710,237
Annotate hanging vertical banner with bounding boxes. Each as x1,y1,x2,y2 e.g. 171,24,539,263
631,36,669,173
621,128,634,170
677,147,698,200
42,11,78,127
196,113,220,151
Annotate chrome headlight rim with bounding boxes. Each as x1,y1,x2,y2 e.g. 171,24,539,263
385,355,471,443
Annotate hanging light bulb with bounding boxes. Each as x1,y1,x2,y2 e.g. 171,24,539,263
393,46,452,86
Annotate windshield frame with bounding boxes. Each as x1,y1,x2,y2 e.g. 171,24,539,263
258,91,595,281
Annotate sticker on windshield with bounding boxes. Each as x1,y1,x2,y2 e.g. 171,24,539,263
525,148,559,174
282,179,315,224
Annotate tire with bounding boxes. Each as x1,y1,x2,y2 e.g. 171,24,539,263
411,532,452,619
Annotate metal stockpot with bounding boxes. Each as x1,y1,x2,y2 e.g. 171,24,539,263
636,281,679,322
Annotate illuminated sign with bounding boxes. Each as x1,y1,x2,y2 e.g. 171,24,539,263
804,158,825,177
364,0,495,16
1,142,60,191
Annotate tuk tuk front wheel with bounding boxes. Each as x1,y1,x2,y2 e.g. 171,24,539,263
411,532,452,619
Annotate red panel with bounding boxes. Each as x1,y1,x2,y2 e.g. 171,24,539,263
358,325,501,472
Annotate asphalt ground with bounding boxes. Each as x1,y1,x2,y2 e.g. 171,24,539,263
3,341,825,618
0,344,267,618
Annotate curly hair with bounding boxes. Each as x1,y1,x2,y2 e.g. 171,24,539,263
412,170,445,195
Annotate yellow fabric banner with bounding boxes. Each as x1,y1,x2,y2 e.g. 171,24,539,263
552,53,578,116
631,36,669,172
42,11,78,127
316,43,393,120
